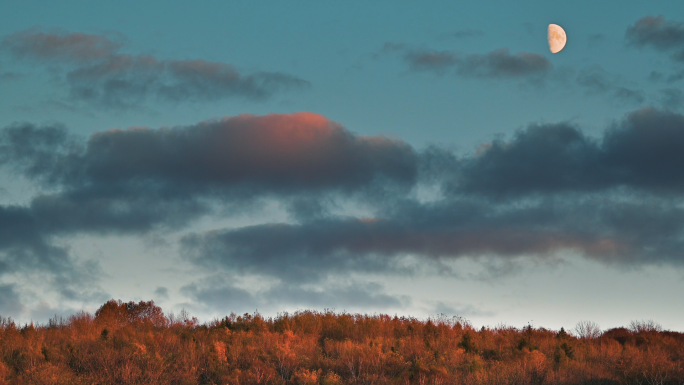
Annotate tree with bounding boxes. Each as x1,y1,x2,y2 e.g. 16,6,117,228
629,319,662,333
556,327,569,339
574,320,601,340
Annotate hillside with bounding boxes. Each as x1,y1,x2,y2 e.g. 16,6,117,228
1,300,682,385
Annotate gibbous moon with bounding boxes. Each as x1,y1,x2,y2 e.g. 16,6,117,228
548,24,567,53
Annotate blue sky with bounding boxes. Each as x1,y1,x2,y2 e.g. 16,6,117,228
1,0,684,331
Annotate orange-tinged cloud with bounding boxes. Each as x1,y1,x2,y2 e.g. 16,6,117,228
62,112,418,195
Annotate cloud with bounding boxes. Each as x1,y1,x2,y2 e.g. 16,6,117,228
452,107,684,196
181,218,419,283
388,43,648,103
575,66,644,104
626,16,684,51
403,48,552,79
183,193,684,270
1,113,417,206
174,107,684,272
626,16,684,66
65,57,309,108
0,113,418,284
0,204,106,303
7,106,684,307
1,29,309,108
2,29,122,63
455,49,552,78
0,205,70,274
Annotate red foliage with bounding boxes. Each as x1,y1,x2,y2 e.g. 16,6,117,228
0,301,683,384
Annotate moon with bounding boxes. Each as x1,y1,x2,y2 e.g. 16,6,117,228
548,24,567,53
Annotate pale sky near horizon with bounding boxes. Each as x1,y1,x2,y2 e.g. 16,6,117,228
1,0,684,331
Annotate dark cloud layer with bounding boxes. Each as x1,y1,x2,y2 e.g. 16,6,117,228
183,197,684,276
2,113,416,199
1,30,309,108
455,107,684,196
0,113,417,237
180,107,684,280
5,107,684,310
0,112,415,308
184,195,684,270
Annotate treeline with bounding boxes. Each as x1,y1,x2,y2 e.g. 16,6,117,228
0,300,683,385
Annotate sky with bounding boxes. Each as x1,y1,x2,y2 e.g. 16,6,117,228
1,0,684,331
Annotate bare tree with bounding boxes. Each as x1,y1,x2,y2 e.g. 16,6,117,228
629,319,662,333
574,320,601,339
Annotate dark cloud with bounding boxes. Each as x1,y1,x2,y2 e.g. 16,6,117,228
174,107,684,274
576,66,644,104
0,113,417,255
184,195,684,272
626,16,684,51
0,112,410,305
454,108,684,196
403,48,552,79
182,218,414,283
7,107,684,298
1,113,416,203
1,30,309,108
0,205,70,274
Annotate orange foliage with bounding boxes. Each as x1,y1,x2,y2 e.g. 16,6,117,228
1,301,683,384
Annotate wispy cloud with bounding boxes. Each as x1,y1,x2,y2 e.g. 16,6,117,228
626,16,684,68
1,29,310,109
402,48,552,79
626,16,684,52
